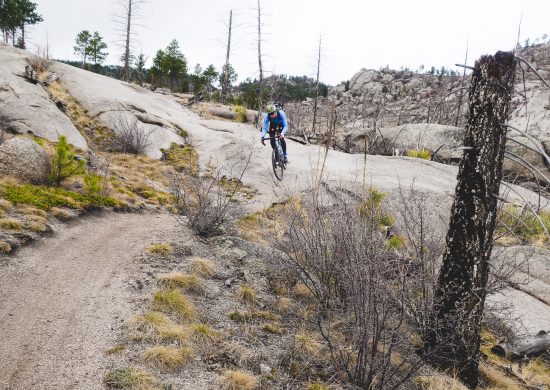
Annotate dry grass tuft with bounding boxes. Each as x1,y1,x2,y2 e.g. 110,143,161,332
105,344,125,355
152,290,197,322
229,310,276,323
0,218,22,230
237,283,257,304
142,346,193,370
262,322,283,334
294,282,313,298
0,240,12,253
479,362,523,390
18,205,47,218
128,311,170,340
103,367,159,390
157,272,203,292
295,328,322,357
187,257,215,277
222,370,258,390
147,243,174,256
414,374,468,390
27,221,48,233
51,207,72,220
157,323,189,344
0,198,12,211
306,384,332,390
189,322,219,342
274,297,294,313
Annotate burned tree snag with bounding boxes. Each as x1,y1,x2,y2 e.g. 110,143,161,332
423,51,516,389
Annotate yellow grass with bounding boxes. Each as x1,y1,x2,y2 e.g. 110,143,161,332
262,322,283,334
0,198,13,211
295,328,322,357
274,297,294,313
18,205,47,218
0,218,22,230
103,367,159,390
105,344,125,355
187,257,215,277
294,282,313,298
147,243,174,256
151,290,197,322
480,362,523,390
222,370,258,390
27,221,48,233
142,346,193,370
0,240,12,253
237,283,257,304
157,272,203,292
50,207,72,220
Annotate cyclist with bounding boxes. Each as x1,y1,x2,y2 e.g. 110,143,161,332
261,103,288,163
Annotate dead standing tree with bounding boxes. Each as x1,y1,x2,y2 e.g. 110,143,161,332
115,0,144,82
220,10,233,104
422,51,516,389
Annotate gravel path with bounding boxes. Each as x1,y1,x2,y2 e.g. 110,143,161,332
0,211,182,390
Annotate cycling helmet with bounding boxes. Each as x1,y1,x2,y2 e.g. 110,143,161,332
266,104,276,114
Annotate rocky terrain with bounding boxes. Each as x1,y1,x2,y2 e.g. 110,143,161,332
1,41,550,389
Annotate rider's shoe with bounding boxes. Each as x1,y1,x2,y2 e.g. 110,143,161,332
284,155,288,163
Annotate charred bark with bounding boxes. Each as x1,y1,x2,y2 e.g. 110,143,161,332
423,51,516,389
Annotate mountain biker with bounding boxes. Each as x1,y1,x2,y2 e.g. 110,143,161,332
261,103,288,163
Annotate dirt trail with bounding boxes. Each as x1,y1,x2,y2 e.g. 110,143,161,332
0,211,183,390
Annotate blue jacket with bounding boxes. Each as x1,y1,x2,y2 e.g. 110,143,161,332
261,110,288,138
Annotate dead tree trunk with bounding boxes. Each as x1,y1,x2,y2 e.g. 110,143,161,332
256,0,264,116
221,10,232,104
311,35,322,138
423,51,516,389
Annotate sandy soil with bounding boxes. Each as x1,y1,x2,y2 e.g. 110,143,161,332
0,211,184,390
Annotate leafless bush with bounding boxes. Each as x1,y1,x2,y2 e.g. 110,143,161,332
112,112,153,154
276,190,429,389
171,153,251,237
26,55,50,74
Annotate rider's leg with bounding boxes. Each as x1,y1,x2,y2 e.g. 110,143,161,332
280,137,287,158
268,130,277,150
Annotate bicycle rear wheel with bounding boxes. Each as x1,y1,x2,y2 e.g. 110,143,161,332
272,148,284,181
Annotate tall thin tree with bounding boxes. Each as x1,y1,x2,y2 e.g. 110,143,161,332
256,0,264,115
311,34,322,137
115,0,144,82
221,9,233,103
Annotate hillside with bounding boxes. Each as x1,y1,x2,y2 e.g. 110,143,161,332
1,41,550,389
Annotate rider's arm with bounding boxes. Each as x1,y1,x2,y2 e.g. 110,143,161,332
280,111,288,135
261,113,269,138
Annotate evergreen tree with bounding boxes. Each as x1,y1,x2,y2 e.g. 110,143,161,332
88,31,108,66
150,39,188,91
0,0,42,46
74,30,91,68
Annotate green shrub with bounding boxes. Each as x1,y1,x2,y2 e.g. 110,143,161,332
49,136,86,186
234,105,247,123
84,174,104,196
406,149,430,160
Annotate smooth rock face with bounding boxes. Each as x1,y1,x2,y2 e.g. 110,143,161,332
0,137,50,183
0,45,88,150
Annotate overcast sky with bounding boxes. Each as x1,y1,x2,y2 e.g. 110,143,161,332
26,0,550,85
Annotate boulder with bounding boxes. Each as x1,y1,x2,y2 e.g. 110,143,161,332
0,137,50,183
369,123,463,159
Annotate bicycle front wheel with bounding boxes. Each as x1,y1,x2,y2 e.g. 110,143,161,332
272,148,284,181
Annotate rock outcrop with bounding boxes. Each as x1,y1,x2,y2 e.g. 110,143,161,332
0,45,88,150
0,137,50,183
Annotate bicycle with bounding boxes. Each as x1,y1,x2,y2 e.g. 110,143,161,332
262,131,286,181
